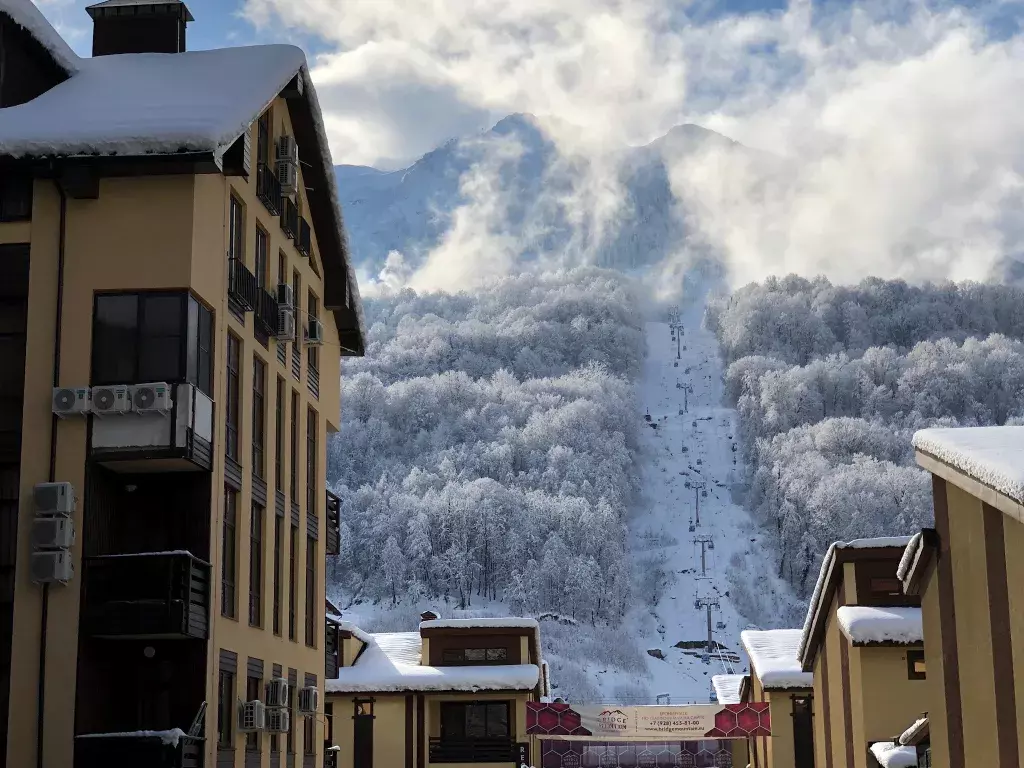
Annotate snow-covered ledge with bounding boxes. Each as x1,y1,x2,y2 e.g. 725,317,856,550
869,741,918,768
77,729,187,747
836,607,923,645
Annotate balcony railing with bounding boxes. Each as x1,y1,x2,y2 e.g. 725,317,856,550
297,217,312,258
325,616,340,679
257,162,282,215
281,196,299,240
429,738,515,763
76,732,203,768
325,490,341,556
255,285,280,340
81,552,210,639
228,257,260,312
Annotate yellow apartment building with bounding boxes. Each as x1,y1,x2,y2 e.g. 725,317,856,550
0,1,364,767
324,613,546,768
797,538,927,768
899,426,1024,768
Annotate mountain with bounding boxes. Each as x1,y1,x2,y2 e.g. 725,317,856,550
335,114,740,276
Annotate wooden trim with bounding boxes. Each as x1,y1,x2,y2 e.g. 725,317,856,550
405,695,414,768
838,584,855,768
419,626,535,638
416,695,425,768
901,528,939,596
820,631,833,768
933,477,965,768
983,503,1019,768
247,657,264,678
220,649,238,673
917,450,1024,526
327,686,535,696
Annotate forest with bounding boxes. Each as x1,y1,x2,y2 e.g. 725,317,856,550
327,268,645,623
707,276,1024,597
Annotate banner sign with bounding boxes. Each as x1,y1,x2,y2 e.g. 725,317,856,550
526,702,770,741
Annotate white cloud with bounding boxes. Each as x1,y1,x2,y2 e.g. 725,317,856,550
244,0,1024,289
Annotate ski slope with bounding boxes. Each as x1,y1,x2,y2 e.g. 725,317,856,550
609,304,793,704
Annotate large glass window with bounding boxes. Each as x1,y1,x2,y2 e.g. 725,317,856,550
290,391,299,499
306,407,318,518
307,291,319,373
275,378,285,488
226,335,241,461
257,109,272,166
255,226,268,289
439,702,510,740
249,502,264,627
217,669,235,748
273,515,283,635
252,356,266,478
229,196,244,262
305,534,316,647
221,486,238,619
246,674,262,751
288,524,298,641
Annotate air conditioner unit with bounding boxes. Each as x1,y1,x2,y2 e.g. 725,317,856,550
297,686,318,715
277,283,294,308
305,318,324,347
277,309,296,342
34,482,75,517
277,160,298,194
277,135,298,164
52,387,90,418
31,517,75,550
265,678,289,708
265,707,290,733
30,550,73,584
131,383,172,415
238,700,266,732
91,385,132,416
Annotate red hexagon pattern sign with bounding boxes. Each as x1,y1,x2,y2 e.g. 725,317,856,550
527,702,770,741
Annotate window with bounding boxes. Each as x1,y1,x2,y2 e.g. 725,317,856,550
907,650,926,680
304,694,316,755
249,502,264,627
289,524,298,641
225,334,241,461
93,292,210,387
252,356,266,478
221,487,238,619
255,226,269,289
307,291,319,372
229,195,245,262
257,109,272,167
246,674,262,751
273,516,283,635
439,702,510,740
286,679,296,754
275,378,285,488
305,534,316,647
278,251,288,286
217,669,235,748
290,391,299,499
306,407,318,518
441,648,508,664
0,174,32,222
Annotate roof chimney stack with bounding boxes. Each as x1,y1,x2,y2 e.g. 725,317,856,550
86,0,193,57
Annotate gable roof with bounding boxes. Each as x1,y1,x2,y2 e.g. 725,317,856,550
711,674,746,704
740,629,812,690
86,0,193,17
0,0,80,74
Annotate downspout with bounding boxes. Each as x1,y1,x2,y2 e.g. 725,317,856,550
38,179,68,768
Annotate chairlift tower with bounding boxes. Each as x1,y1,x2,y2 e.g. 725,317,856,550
694,594,721,661
681,382,693,413
692,481,707,526
692,534,715,578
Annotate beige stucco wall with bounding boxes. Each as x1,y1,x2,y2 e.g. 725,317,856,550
855,646,927,745
918,554,948,768
1004,513,1024,768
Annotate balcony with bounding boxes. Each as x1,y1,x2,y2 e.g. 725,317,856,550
254,286,280,340
228,257,260,313
76,732,203,768
325,616,340,679
281,196,299,240
297,216,312,258
429,738,515,763
81,552,210,639
325,490,341,556
256,162,282,216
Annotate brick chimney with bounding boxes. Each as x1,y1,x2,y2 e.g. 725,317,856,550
86,0,193,57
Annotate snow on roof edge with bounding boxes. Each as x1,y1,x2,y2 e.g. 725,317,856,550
420,618,539,630
869,742,918,768
741,629,812,690
896,532,923,583
0,0,80,74
900,717,929,746
836,606,923,645
711,674,745,704
914,426,1024,506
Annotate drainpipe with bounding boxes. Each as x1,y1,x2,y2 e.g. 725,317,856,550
37,178,68,768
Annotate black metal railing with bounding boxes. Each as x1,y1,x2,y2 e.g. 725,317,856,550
81,552,210,639
325,616,340,679
308,366,319,400
281,196,299,240
325,490,341,556
255,287,280,339
297,217,312,258
228,257,260,312
76,733,203,768
257,163,282,215
429,739,516,763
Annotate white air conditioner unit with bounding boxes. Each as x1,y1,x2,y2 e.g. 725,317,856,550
305,318,324,347
33,482,75,516
276,309,296,342
277,283,294,309
30,550,73,584
31,517,75,549
131,383,172,415
265,707,290,733
277,160,298,194
297,686,318,715
91,385,132,416
265,678,289,708
277,135,298,163
52,387,90,418
238,700,266,732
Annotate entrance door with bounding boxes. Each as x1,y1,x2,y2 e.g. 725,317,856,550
792,697,815,768
353,700,374,768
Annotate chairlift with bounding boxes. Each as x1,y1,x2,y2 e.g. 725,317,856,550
688,521,696,533
716,621,726,631
644,410,652,423
682,446,689,453
673,362,678,368
702,490,708,498
692,421,697,427
701,653,710,664
678,409,684,416
708,540,715,551
685,481,691,488
694,599,701,610
696,459,702,465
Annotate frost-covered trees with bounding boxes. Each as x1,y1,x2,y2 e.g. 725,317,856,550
711,276,1024,599
328,268,644,622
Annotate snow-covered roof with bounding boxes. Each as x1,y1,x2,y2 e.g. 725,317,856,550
711,674,745,704
914,426,1024,506
420,618,539,630
77,729,187,746
87,0,192,15
0,0,80,73
836,607,923,645
336,620,373,645
325,631,541,694
900,717,929,747
869,741,918,768
740,629,812,690
896,532,924,583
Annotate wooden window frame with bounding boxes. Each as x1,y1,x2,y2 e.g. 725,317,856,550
907,650,926,680
288,523,298,641
249,501,265,628
273,515,283,635
225,334,241,461
252,355,267,479
306,407,318,520
217,669,235,748
305,534,316,647
221,486,238,619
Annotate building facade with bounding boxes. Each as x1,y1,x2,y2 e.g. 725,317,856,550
901,426,1024,768
0,2,363,767
798,539,927,768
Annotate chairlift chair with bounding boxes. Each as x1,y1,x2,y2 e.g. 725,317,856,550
701,653,710,664
702,490,708,498
716,621,726,630
678,409,684,415
673,362,678,368
694,599,701,610
644,410,652,422
688,521,695,533
708,540,715,550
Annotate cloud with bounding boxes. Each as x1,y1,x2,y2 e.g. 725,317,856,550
244,0,1024,289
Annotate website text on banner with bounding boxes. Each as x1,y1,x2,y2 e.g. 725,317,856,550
525,702,771,741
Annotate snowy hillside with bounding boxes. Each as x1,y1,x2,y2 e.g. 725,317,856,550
335,115,738,275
